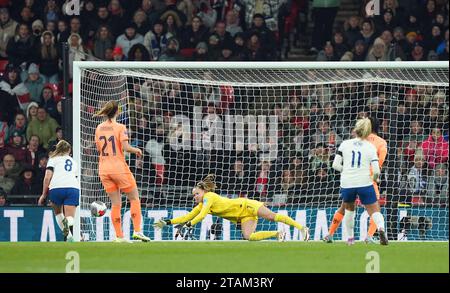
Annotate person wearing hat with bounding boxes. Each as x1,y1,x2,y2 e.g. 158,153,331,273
10,164,41,199
192,41,208,61
111,46,125,61
5,22,39,67
144,19,173,61
6,130,31,165
159,37,181,61
409,41,427,61
0,7,18,59
115,23,144,58
207,33,221,60
375,8,397,33
246,13,277,60
217,42,234,61
22,63,45,103
32,19,44,37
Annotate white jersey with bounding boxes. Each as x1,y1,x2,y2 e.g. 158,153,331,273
337,138,379,188
47,155,80,190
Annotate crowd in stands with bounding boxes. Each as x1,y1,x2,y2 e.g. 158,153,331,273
0,0,449,208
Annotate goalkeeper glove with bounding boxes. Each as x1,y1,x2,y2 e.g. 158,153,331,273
153,218,171,229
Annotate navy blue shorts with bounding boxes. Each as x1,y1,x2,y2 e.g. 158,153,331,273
49,188,80,206
340,185,377,205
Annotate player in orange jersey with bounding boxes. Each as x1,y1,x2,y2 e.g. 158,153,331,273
94,100,150,242
323,116,387,244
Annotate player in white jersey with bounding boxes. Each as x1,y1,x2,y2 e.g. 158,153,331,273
332,118,388,245
38,140,80,242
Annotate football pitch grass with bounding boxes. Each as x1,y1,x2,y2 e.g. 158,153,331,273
0,242,448,273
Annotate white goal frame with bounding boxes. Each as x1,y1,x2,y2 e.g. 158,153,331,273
72,61,449,242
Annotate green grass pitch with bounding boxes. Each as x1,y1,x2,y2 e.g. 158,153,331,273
0,242,447,273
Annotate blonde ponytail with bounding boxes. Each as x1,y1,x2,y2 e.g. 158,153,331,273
354,118,372,139
50,140,71,158
94,100,119,119
196,174,217,192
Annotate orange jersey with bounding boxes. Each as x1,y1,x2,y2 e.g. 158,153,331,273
367,133,387,168
95,120,131,175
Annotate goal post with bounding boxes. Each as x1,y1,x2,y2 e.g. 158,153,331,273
73,61,449,242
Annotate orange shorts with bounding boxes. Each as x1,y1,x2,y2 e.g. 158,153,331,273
100,172,137,194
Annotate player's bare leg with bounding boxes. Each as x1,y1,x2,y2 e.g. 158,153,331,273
51,204,66,240
241,219,279,241
258,205,309,241
62,205,77,242
323,203,345,243
125,188,150,242
365,202,388,246
343,202,356,245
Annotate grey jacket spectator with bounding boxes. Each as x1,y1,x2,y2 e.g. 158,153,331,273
93,25,114,60
115,24,144,58
427,163,448,205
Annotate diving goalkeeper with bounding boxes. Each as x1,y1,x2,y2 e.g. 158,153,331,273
154,174,310,241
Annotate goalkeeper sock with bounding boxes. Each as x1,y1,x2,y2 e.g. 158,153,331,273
371,212,385,232
111,204,124,238
55,213,64,231
249,231,278,241
130,199,142,233
328,211,344,237
274,214,303,230
343,210,355,239
368,217,377,237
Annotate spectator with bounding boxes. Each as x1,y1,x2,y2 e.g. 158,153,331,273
128,43,151,61
180,16,208,49
253,159,276,202
22,63,45,103
115,23,144,58
425,25,443,52
225,9,243,37
436,28,448,55
47,126,62,152
26,101,39,122
307,164,338,198
207,33,221,60
18,6,36,27
56,19,69,43
0,64,28,112
217,43,234,61
375,8,397,33
93,25,114,60
421,127,449,169
10,164,41,197
311,119,342,148
192,41,208,61
0,135,6,160
132,9,151,36
177,0,195,26
31,19,44,39
408,41,427,61
366,37,388,61
38,30,59,84
231,32,247,61
159,37,181,60
26,107,59,150
68,17,86,41
39,85,58,120
141,0,161,27
0,8,18,60
393,27,409,55
144,20,172,60
26,134,45,167
0,164,14,194
344,15,362,47
359,18,376,47
246,14,277,60
380,29,406,60
439,39,449,60
427,163,448,206
0,188,8,206
212,21,233,49
316,41,339,61
246,32,266,61
352,39,368,61
6,131,30,165
42,0,61,24
309,143,331,173
68,33,86,78
310,0,340,53
196,0,217,30
8,113,27,143
34,152,48,183
1,153,21,181
404,11,421,34
403,120,426,162
225,158,255,197
402,155,429,200
162,11,183,38
331,30,349,59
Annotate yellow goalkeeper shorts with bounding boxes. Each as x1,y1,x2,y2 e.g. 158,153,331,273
239,199,264,224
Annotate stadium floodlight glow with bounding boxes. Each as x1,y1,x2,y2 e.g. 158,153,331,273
73,61,449,242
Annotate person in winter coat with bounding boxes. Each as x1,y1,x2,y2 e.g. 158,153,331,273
421,127,449,169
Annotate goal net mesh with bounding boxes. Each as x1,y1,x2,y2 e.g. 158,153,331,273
77,64,449,241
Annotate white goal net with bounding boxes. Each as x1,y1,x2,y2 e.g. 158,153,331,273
73,62,449,242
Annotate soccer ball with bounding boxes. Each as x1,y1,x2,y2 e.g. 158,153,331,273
90,201,107,217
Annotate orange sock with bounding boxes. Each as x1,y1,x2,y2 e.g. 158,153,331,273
130,199,142,233
368,217,377,237
328,212,344,237
111,204,123,238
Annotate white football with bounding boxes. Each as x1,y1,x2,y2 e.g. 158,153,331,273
90,201,107,217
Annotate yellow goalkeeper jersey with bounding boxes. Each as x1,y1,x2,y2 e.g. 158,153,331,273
171,192,264,225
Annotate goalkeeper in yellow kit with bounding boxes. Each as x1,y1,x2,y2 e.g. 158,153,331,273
154,175,310,241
